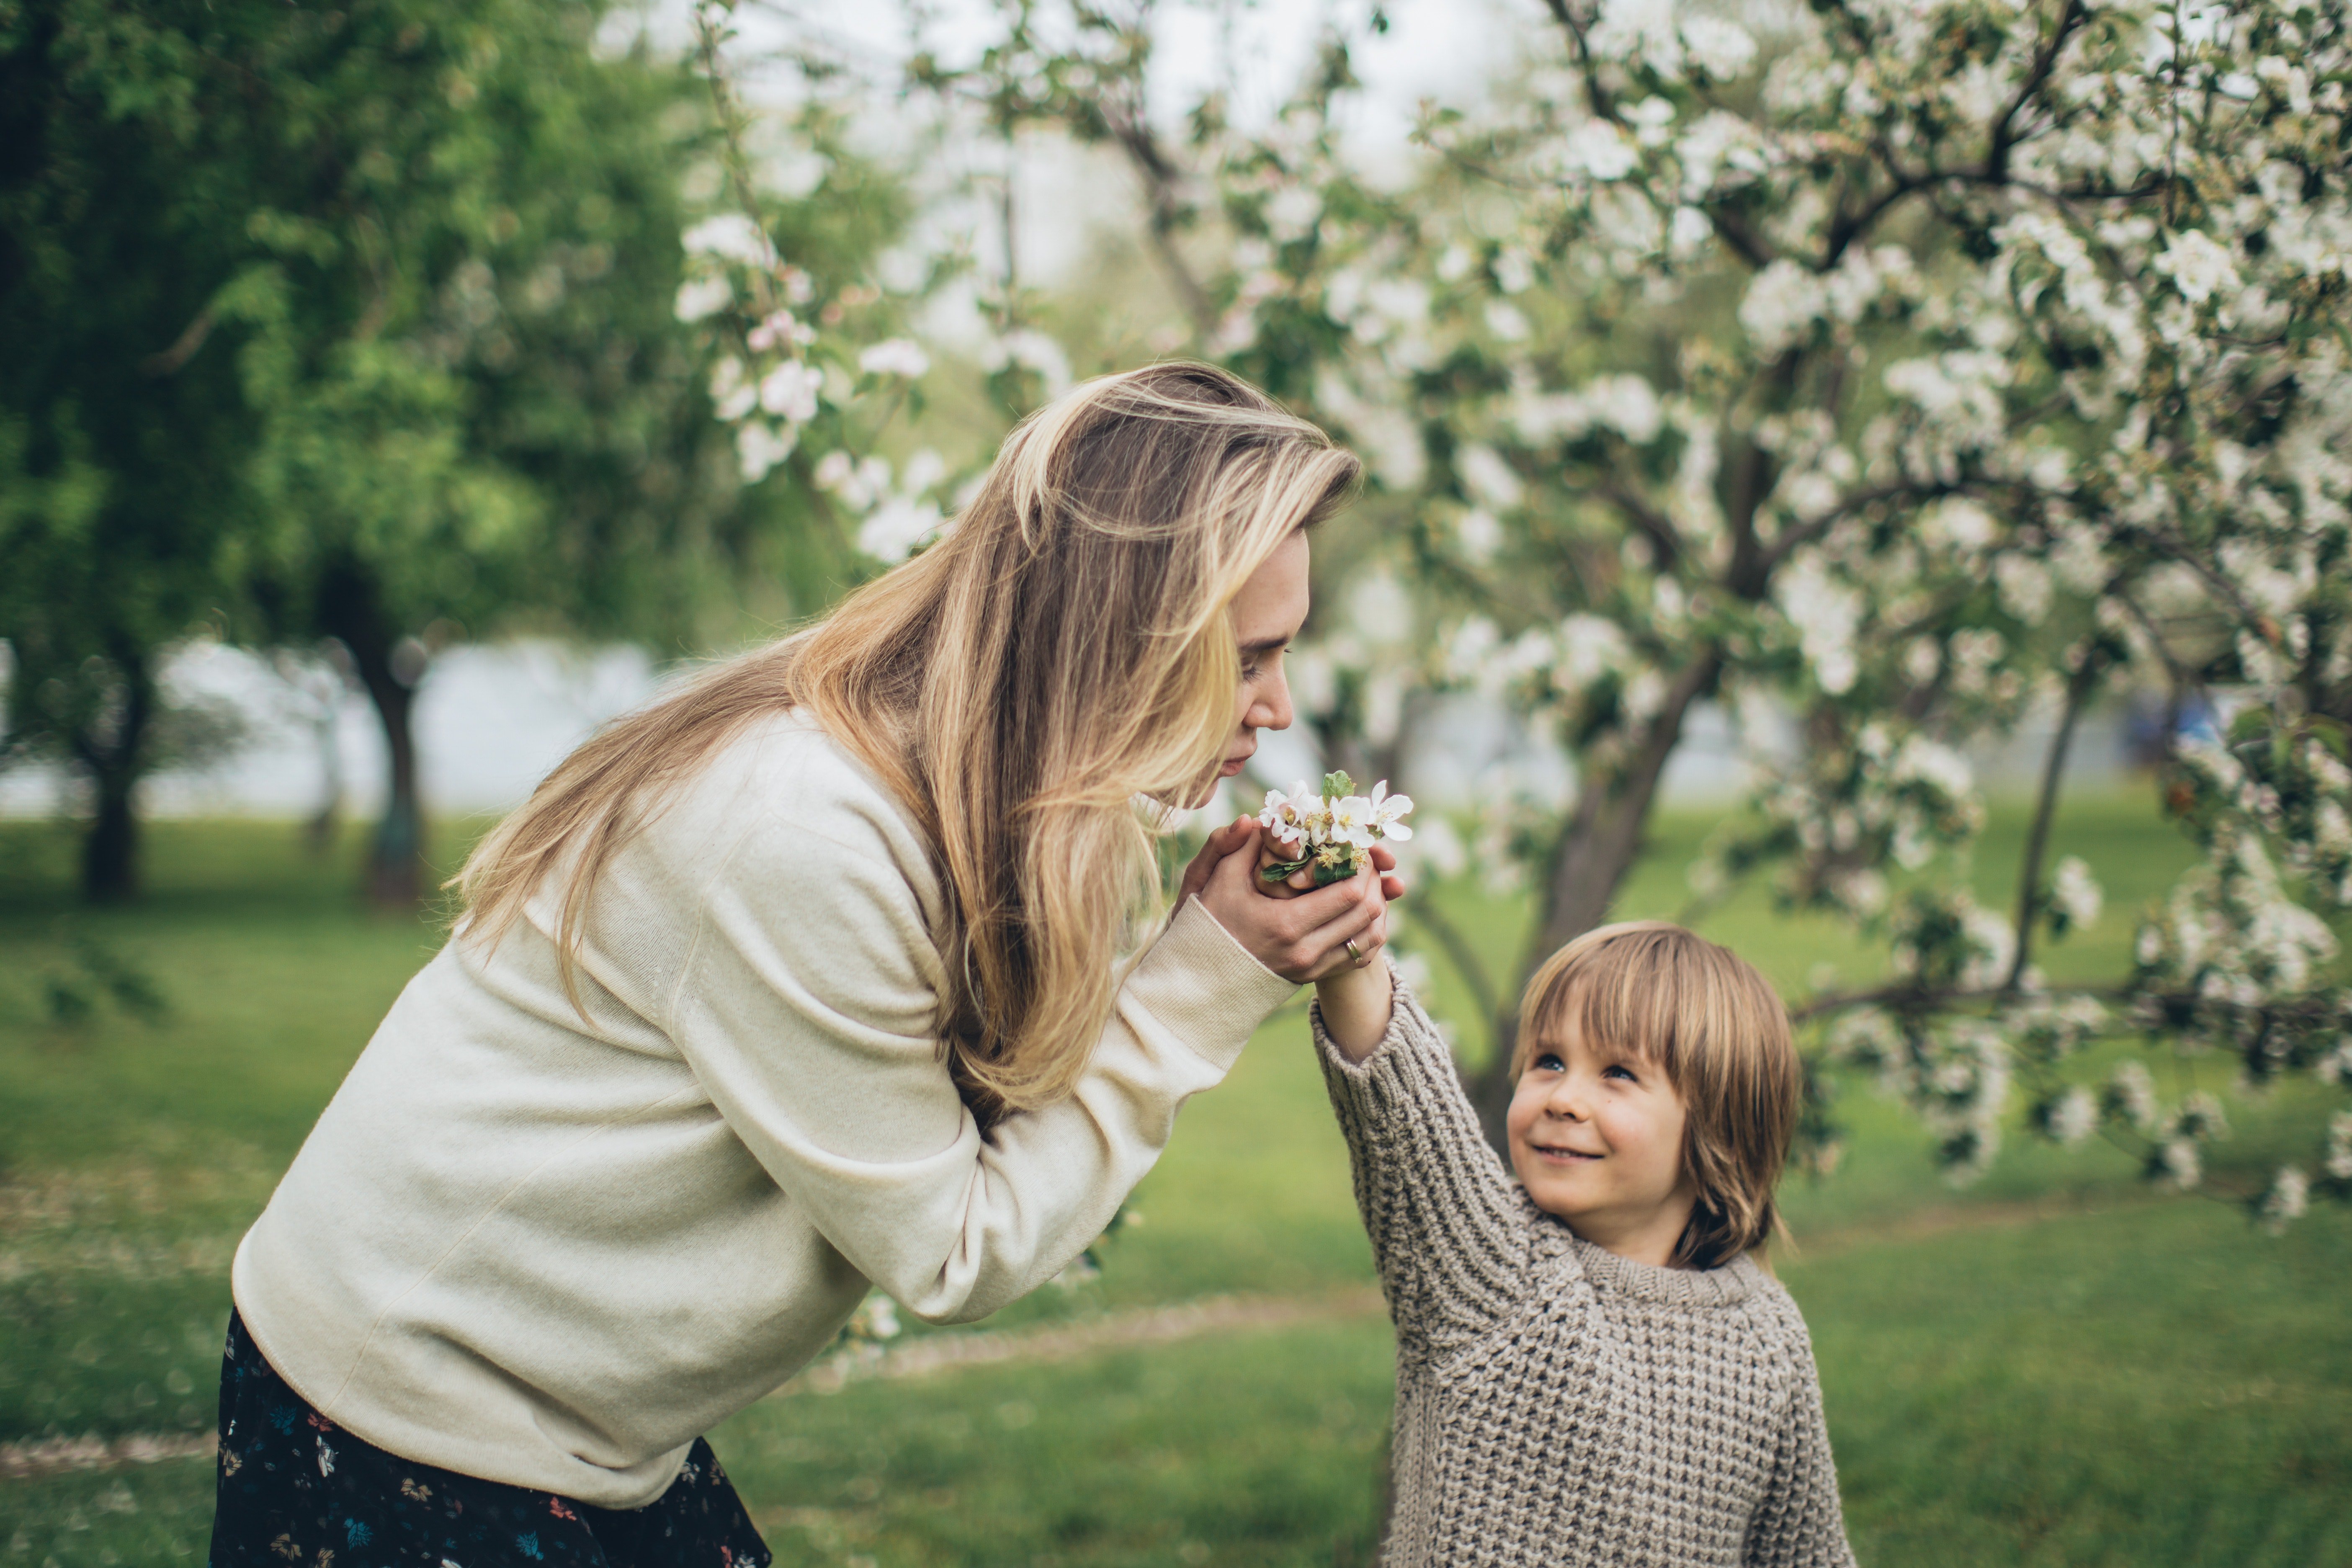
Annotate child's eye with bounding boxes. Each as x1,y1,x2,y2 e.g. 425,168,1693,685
1528,1051,1565,1073
1602,1063,1637,1082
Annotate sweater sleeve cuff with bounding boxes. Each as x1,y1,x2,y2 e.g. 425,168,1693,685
1312,975,1442,1084
1115,895,1299,1073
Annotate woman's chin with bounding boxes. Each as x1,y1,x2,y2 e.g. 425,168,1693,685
1164,754,1248,813
1172,775,1225,811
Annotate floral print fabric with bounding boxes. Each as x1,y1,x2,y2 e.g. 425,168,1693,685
209,1311,773,1568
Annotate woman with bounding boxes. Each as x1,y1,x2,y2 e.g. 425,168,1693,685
210,363,1399,1565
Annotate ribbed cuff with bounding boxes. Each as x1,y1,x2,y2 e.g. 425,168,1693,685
1312,975,1440,1084
1118,895,1299,1073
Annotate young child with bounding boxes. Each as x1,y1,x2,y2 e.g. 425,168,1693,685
1310,917,1855,1568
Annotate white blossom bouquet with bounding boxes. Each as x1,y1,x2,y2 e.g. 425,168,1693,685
1258,770,1413,887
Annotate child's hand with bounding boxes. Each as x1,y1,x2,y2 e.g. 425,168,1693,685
1257,839,1409,902
1257,835,1315,898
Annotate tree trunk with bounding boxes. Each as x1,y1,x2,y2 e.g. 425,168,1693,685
359,667,424,908
316,561,428,908
1467,650,1723,1146
72,644,155,904
302,710,343,857
80,752,144,903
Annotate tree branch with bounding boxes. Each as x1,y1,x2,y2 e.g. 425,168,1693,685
1790,980,2126,1025
1989,0,2087,183
1544,0,1777,270
1600,480,1682,573
140,308,217,377
1823,171,1935,266
1708,207,1777,271
1722,354,1803,598
2113,587,2197,693
1109,119,1216,341
1540,0,1613,122
2149,527,2275,637
2006,645,2102,991
1404,895,1503,1050
1755,479,1966,582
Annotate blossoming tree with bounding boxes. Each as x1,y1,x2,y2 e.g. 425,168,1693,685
840,0,2352,1219
674,0,984,573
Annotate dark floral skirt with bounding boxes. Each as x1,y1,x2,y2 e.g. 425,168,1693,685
209,1310,772,1568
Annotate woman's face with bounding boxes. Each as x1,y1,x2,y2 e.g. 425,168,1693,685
1208,529,1310,801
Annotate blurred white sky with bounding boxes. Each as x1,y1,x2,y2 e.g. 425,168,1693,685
0,639,2133,828
798,0,1512,154
655,0,1524,318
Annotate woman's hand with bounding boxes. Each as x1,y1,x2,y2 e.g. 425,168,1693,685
1188,818,1397,984
1177,816,1261,907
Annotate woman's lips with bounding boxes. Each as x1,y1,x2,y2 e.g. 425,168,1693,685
1219,755,1250,777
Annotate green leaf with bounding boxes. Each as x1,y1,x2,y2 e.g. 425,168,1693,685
1322,769,1356,798
1312,854,1361,886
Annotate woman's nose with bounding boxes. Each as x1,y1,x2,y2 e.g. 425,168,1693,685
1251,670,1294,733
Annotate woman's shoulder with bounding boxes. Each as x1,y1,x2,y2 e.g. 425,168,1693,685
653,707,940,908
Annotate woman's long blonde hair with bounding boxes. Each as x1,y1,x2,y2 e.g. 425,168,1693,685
454,362,1360,1120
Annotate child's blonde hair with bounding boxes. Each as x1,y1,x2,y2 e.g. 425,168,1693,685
1512,921,1798,1269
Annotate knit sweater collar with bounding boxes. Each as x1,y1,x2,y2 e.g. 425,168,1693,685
1519,1193,1762,1307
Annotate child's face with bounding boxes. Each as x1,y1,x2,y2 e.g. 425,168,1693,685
1506,1013,1697,1265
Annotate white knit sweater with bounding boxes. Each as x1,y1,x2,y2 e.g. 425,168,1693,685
232,710,1296,1507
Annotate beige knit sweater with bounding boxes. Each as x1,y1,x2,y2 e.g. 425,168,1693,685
233,710,1297,1507
1315,985,1855,1568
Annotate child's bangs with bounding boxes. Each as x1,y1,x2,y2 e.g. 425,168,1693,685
1518,924,1701,1081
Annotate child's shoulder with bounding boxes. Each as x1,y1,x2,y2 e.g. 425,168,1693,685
1728,1262,1829,1385
1739,1261,1810,1326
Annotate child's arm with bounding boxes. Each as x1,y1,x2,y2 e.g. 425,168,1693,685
1311,968,1527,1366
1742,1316,1857,1568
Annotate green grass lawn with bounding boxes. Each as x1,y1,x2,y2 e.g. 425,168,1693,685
3,799,2347,1566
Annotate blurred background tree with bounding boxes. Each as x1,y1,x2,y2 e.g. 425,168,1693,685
1,0,907,904
1,0,264,900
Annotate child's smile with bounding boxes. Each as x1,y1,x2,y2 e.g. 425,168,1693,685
1506,1017,1698,1267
